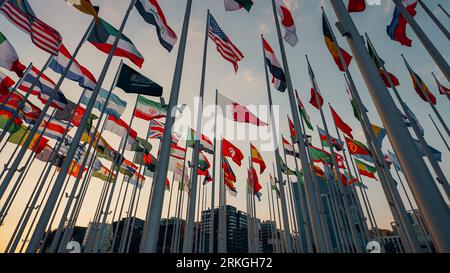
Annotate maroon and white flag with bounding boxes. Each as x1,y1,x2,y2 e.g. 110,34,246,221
217,91,268,126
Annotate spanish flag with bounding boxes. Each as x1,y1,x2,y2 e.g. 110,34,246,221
251,143,266,174
409,69,437,105
322,13,352,72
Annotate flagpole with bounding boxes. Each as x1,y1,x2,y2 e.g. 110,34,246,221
270,163,281,252
429,114,450,152
417,0,450,40
328,0,450,252
209,89,218,253
162,173,176,253
170,177,182,253
266,181,276,253
431,72,450,101
438,4,450,19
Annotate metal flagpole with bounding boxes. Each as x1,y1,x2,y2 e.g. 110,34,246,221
260,35,294,253
162,173,176,253
269,163,281,252
246,177,251,252
392,0,450,80
270,0,327,252
140,0,192,253
170,175,182,253
266,181,277,253
438,4,450,19
429,114,450,152
417,0,450,40
329,0,450,252
25,0,138,253
209,89,218,253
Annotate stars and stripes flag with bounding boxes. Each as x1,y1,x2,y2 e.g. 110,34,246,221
0,0,62,55
208,13,244,72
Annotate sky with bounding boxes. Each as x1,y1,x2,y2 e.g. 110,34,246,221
0,0,449,251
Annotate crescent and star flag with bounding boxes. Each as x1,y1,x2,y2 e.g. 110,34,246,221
274,0,298,47
0,31,26,77
0,0,62,55
251,143,266,174
208,13,244,72
104,115,137,140
224,0,254,12
187,128,214,154
80,88,126,119
49,44,97,90
434,77,450,97
355,158,377,180
217,91,268,126
330,105,353,138
318,127,343,151
282,136,300,158
222,138,244,166
134,0,178,52
367,39,400,88
295,89,313,130
345,136,374,163
387,0,417,47
88,18,144,68
18,66,68,110
262,38,286,92
0,70,14,94
348,0,366,12
65,0,99,19
116,63,162,97
322,13,352,72
249,167,263,200
8,124,48,154
37,115,72,141
371,124,387,148
406,67,437,105
135,95,166,120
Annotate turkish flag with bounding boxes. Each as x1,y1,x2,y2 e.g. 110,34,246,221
222,138,244,166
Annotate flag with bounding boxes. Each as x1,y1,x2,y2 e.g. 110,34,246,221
80,88,126,119
262,38,286,92
217,91,268,126
198,151,211,172
270,174,280,197
401,105,424,135
93,163,116,182
222,138,244,166
309,146,333,166
8,124,48,154
407,67,437,105
37,116,72,141
20,95,42,124
249,167,262,200
128,172,146,189
434,76,450,97
62,160,87,178
367,39,400,88
312,165,325,178
318,127,343,151
413,139,442,162
0,70,14,94
279,156,296,176
187,128,214,154
223,157,237,183
116,63,162,97
88,18,144,68
322,13,352,71
126,136,152,153
18,66,68,110
282,136,300,158
387,0,417,47
65,0,99,19
0,0,62,55
36,145,64,167
208,13,244,72
0,31,26,77
135,95,166,120
288,116,298,142
104,115,137,140
134,151,157,174
345,136,373,162
49,44,97,90
355,158,377,180
170,143,186,160
274,0,298,47
307,60,324,109
330,105,353,138
251,143,266,174
149,119,164,140
371,124,386,148
0,108,22,133
348,0,366,12
295,89,313,130
388,150,402,172
224,0,254,12
134,0,178,52
54,101,97,128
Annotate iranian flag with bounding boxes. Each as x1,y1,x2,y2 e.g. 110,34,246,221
0,31,26,77
88,18,144,68
0,70,14,94
135,95,167,120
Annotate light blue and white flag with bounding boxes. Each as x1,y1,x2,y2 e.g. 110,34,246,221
80,88,126,119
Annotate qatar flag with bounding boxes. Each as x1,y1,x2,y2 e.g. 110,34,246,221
217,91,268,127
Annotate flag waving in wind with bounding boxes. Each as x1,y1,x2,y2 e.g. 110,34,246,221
348,0,366,12
387,0,417,47
322,13,352,72
274,0,298,47
217,91,268,126
116,63,163,97
262,37,286,92
222,138,244,166
224,0,254,12
65,0,99,20
251,143,266,174
0,31,26,77
330,105,353,138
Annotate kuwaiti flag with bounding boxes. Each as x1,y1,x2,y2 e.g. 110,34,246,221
88,18,144,68
80,88,126,119
105,115,138,140
49,44,97,90
274,0,298,47
134,0,178,52
217,91,268,126
262,38,286,92
387,0,417,47
0,31,26,77
37,115,72,141
18,66,68,109
0,70,15,94
135,95,167,120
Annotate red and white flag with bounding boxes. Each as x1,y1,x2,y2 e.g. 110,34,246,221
0,70,14,94
274,0,298,47
105,115,138,140
217,91,268,126
222,138,244,166
37,116,72,141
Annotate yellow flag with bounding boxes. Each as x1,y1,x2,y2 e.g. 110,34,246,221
66,0,99,20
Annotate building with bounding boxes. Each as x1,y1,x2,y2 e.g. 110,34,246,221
111,217,145,253
407,209,435,253
41,226,87,253
260,220,278,253
83,222,113,253
157,217,185,253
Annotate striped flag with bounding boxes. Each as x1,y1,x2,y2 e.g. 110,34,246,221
251,143,266,174
104,115,137,140
295,89,313,130
208,13,244,72
224,0,254,12
434,76,450,97
135,95,166,120
80,88,126,119
37,115,72,141
0,0,62,55
0,70,14,94
0,31,26,77
282,136,300,158
262,37,286,92
355,158,377,180
170,143,186,160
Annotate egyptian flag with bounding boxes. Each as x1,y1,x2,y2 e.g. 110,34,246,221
134,0,178,52
330,106,353,138
367,38,400,88
407,68,437,105
282,136,300,158
434,76,450,97
274,0,298,47
222,138,244,166
387,0,417,47
88,18,144,68
251,143,266,174
217,91,268,126
224,0,254,12
116,63,163,97
348,0,366,12
0,71,14,94
262,38,286,92
322,13,352,72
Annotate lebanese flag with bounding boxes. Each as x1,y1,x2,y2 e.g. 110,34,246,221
274,0,298,47
387,0,417,47
348,0,366,12
330,106,353,138
262,37,286,92
105,115,138,139
309,88,324,109
0,31,26,77
0,71,14,94
217,91,268,126
49,44,97,90
222,138,244,166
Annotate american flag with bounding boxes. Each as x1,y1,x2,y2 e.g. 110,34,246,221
0,0,62,55
208,14,244,72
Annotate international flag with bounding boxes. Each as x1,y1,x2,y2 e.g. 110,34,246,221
322,13,352,72
198,151,211,172
134,0,178,52
54,101,97,128
224,0,254,12
318,127,343,151
149,119,164,140
345,136,374,163
0,31,26,77
367,39,400,88
0,0,62,55
104,115,137,140
49,44,97,90
309,146,333,166
312,165,325,178
0,92,41,126
37,115,72,141
295,89,313,130
63,160,87,178
208,13,244,72
413,139,442,162
282,136,300,158
279,156,296,176
307,60,324,109
21,94,42,124
348,0,366,12
387,0,417,47
134,151,157,174
274,0,298,47
270,174,280,197
330,105,353,138
65,0,99,20
170,143,186,160
80,88,126,119
249,167,263,200
223,157,237,195
433,76,450,97
222,138,244,166
93,163,116,182
135,95,166,120
401,105,424,136
8,124,48,154
251,143,266,174
116,63,162,97
36,145,64,167
388,150,402,172
187,128,214,154
288,116,298,142
169,157,189,184
217,91,268,126
371,124,386,148
88,18,144,68
0,107,22,133
0,70,14,94
128,172,146,189
18,66,68,110
262,38,286,92
407,67,437,105
355,159,377,180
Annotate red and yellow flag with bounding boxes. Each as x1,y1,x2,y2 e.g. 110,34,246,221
251,143,266,174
